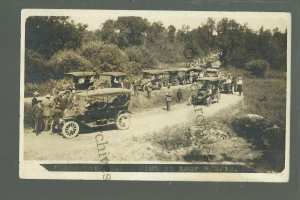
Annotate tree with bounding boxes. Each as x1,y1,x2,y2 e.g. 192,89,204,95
167,25,176,43
100,17,149,48
25,16,87,58
146,21,166,44
216,18,250,68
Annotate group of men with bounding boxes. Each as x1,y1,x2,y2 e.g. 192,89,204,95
31,90,72,135
223,74,243,95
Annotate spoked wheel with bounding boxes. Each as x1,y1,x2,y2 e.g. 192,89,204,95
62,121,80,139
52,88,59,96
115,113,131,130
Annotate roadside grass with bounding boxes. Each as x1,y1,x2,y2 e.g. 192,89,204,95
25,79,64,97
129,86,191,112
222,67,286,129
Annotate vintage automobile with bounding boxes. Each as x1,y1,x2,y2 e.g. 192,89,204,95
54,88,132,138
135,69,168,91
164,68,189,85
205,68,220,77
187,67,205,86
190,77,224,106
100,72,128,88
52,71,96,95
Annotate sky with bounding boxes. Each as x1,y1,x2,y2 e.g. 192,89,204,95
67,10,289,32
22,9,289,32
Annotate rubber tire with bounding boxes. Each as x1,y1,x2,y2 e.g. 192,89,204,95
62,121,80,139
115,113,131,130
52,88,59,96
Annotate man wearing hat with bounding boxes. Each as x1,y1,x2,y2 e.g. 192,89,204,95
31,91,39,129
165,86,172,111
42,95,53,131
32,91,39,107
53,91,65,109
32,100,44,135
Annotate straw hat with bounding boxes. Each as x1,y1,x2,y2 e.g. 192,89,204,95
46,94,51,98
33,91,39,96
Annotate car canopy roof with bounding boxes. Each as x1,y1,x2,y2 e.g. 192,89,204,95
65,71,96,77
198,77,225,81
164,68,189,72
75,88,131,97
142,69,166,74
206,68,219,72
188,67,204,71
100,72,126,77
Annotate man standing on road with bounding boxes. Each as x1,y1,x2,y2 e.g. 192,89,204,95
31,91,39,129
176,88,183,103
32,100,44,135
146,82,152,99
166,86,172,111
237,76,243,96
42,95,53,131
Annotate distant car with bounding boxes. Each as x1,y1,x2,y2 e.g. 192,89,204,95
205,68,220,77
164,68,189,85
52,71,96,95
188,67,205,83
190,77,225,106
54,88,132,138
135,69,168,91
100,72,128,88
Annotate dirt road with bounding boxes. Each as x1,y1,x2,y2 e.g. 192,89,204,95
23,94,243,161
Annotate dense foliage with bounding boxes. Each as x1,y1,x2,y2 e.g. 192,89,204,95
25,16,287,83
245,59,270,77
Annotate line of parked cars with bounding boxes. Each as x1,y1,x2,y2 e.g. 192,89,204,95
50,59,222,138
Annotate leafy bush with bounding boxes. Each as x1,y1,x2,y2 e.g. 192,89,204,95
79,41,131,73
25,50,49,83
150,125,192,151
124,46,158,71
48,50,92,79
244,59,270,77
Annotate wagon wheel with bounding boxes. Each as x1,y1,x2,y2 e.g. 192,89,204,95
115,113,131,130
62,121,80,139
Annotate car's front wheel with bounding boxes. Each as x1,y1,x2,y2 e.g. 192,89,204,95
62,121,80,139
115,113,131,130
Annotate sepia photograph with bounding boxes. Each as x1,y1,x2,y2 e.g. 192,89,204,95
19,9,290,181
